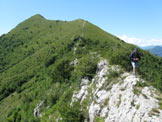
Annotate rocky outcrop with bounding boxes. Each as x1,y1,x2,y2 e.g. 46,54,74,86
71,60,162,122
34,101,44,118
70,58,78,66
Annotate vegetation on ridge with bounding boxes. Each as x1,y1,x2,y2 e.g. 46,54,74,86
0,14,161,121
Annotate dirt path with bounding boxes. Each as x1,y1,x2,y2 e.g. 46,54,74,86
81,20,86,38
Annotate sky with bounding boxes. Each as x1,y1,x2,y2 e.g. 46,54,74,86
0,0,162,46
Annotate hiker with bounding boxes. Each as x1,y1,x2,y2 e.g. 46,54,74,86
129,48,140,76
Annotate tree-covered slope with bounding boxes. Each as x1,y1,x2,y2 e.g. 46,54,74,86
0,14,83,72
0,14,162,121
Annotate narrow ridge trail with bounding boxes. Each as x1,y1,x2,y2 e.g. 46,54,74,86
81,20,86,38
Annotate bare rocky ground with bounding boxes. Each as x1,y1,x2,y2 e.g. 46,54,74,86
71,60,162,122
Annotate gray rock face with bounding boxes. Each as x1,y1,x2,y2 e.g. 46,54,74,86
70,58,78,66
71,60,162,122
34,101,44,118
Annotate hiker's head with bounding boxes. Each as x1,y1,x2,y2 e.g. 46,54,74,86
133,48,137,53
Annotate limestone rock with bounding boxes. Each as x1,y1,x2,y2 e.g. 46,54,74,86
71,60,162,122
34,101,44,118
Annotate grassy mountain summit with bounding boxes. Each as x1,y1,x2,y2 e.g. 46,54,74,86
0,14,162,121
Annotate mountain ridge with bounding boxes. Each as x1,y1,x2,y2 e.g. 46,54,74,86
0,14,162,121
148,46,162,57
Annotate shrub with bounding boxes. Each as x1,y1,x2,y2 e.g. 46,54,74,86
7,108,21,122
59,102,85,122
45,54,57,67
135,81,147,87
94,116,104,122
52,58,74,83
108,69,120,79
133,87,141,96
150,108,160,116
131,100,135,106
109,49,131,71
49,82,65,106
74,54,98,80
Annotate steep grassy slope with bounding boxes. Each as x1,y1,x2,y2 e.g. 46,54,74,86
0,14,162,121
0,14,82,73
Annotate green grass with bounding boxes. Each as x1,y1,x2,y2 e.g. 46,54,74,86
131,100,135,106
133,87,142,96
157,97,162,110
136,104,140,110
117,94,122,108
94,116,105,122
150,108,160,116
0,14,162,121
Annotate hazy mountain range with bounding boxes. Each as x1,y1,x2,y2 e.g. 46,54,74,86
141,46,162,57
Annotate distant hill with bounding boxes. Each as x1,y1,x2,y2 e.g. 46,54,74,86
148,46,162,57
0,14,162,121
141,45,156,50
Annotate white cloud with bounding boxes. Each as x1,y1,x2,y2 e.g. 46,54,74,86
118,35,162,47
